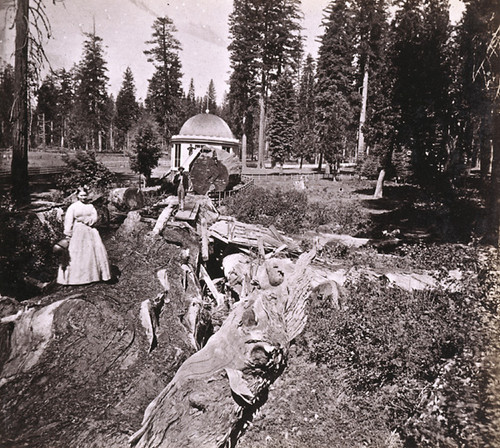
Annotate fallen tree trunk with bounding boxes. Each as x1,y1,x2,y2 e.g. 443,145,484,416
0,222,205,447
130,251,315,448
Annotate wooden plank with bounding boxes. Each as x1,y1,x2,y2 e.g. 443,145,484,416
175,202,200,221
199,264,225,307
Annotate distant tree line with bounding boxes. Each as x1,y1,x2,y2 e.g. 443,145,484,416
225,0,498,192
0,17,222,154
3,0,499,241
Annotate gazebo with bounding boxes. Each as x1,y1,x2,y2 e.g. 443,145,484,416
170,113,240,170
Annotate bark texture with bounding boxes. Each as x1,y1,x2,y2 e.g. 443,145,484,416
130,252,315,448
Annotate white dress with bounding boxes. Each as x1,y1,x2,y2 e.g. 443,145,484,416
57,200,111,285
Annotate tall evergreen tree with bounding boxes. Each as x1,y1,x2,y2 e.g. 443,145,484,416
294,54,316,167
390,0,453,184
353,0,398,196
456,0,500,243
36,73,58,146
185,78,198,117
228,0,303,167
0,63,14,149
268,71,297,167
73,32,110,151
205,79,217,114
56,68,75,148
115,67,139,150
144,16,183,142
456,0,496,180
315,0,359,170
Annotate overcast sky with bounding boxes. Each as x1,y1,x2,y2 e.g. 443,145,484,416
0,0,465,105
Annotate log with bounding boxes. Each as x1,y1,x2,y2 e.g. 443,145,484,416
0,226,205,447
129,251,315,448
189,146,242,195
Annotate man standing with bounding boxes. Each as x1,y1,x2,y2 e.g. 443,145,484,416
174,166,189,211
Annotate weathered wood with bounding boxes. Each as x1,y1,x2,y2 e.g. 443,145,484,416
209,217,300,254
129,251,315,448
200,217,209,262
0,227,204,447
189,146,242,195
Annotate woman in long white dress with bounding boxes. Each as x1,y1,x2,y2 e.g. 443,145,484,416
57,187,111,285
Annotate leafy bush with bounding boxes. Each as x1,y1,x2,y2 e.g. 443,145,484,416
299,274,485,447
0,209,63,298
222,186,308,234
128,120,162,181
222,186,369,235
394,243,479,273
57,150,115,194
307,200,369,235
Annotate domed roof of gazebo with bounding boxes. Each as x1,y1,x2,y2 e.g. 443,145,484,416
179,113,235,140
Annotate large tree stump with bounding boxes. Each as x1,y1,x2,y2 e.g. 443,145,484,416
189,146,242,195
130,251,315,448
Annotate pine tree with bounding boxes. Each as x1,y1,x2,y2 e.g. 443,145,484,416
56,68,75,148
390,0,453,184
115,67,139,150
73,32,110,151
205,80,217,114
186,78,198,117
0,63,14,148
144,16,183,142
456,0,500,243
294,54,316,168
315,0,359,169
456,0,496,180
353,0,399,195
268,71,297,167
36,73,59,146
228,0,303,167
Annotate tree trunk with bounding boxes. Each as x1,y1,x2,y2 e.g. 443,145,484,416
490,108,500,246
109,125,114,151
241,132,247,171
41,113,45,146
374,168,386,199
130,252,315,448
357,56,369,162
11,0,30,205
258,96,265,169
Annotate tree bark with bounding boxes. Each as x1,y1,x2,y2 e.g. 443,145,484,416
374,168,386,199
11,0,30,205
490,108,500,246
241,132,247,171
130,252,315,448
258,96,265,169
357,56,369,162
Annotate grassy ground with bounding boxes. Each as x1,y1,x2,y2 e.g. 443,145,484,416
223,177,499,448
1,165,498,447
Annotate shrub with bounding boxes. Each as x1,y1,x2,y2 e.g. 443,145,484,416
128,120,162,181
222,186,308,234
0,209,63,298
307,200,369,235
222,185,369,235
57,150,115,194
299,273,485,447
